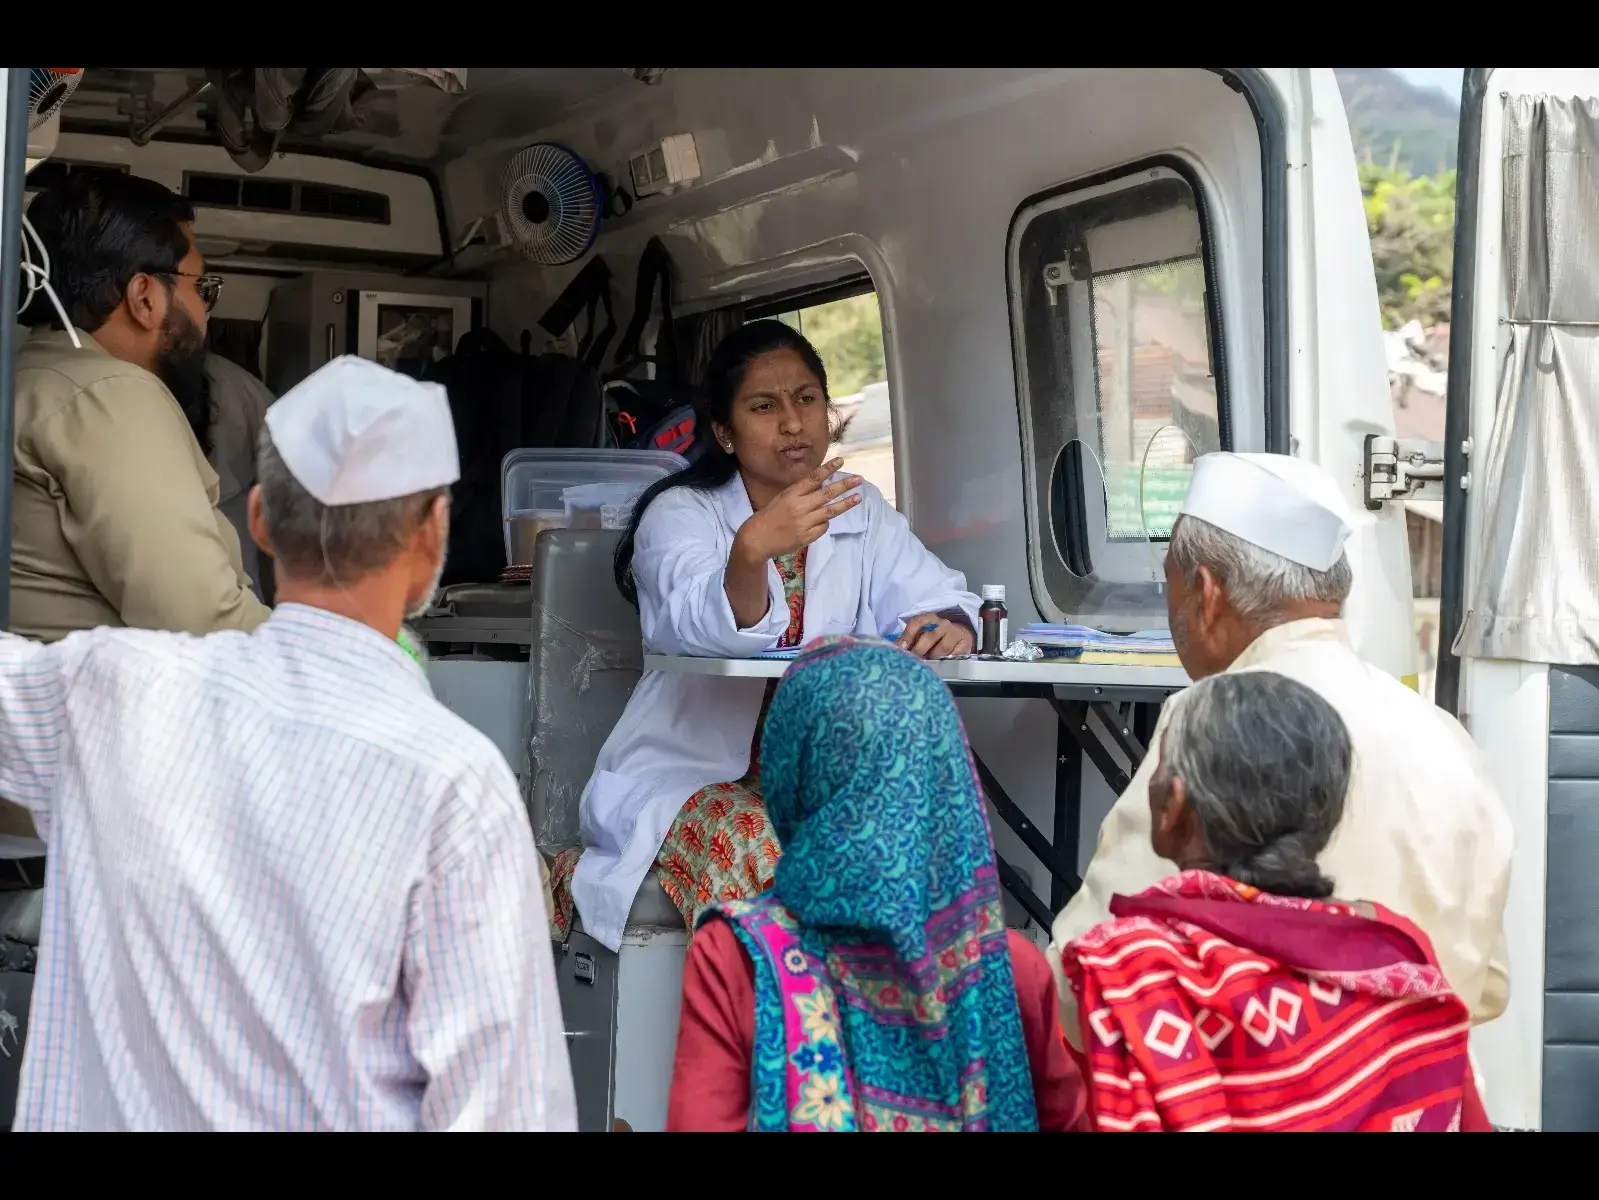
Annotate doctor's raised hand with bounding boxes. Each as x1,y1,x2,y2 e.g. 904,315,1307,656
735,459,862,559
725,460,862,627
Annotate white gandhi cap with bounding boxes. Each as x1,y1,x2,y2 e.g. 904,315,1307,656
264,355,460,506
1178,452,1354,572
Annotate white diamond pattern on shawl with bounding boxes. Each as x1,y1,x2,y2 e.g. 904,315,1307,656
1089,1008,1123,1047
1144,1010,1193,1060
1194,1008,1234,1051
1268,987,1303,1036
1390,1108,1424,1132
1242,996,1277,1046
1308,979,1343,1007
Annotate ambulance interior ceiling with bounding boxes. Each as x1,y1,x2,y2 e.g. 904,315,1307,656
43,67,678,332
42,68,1266,364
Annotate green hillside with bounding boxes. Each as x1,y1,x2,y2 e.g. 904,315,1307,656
1334,68,1460,175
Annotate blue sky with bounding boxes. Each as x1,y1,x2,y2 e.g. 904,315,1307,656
1392,67,1464,100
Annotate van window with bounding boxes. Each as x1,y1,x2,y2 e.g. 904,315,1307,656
1008,165,1225,621
764,291,897,508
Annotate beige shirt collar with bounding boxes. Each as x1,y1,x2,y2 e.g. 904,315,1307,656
1230,616,1352,672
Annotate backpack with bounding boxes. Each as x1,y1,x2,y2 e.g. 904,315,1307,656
603,237,706,463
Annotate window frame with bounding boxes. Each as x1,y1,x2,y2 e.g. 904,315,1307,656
1005,156,1232,628
744,272,876,321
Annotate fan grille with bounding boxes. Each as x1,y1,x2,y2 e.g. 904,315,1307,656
499,143,602,267
28,68,83,132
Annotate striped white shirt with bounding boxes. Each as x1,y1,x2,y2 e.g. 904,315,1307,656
0,603,576,1131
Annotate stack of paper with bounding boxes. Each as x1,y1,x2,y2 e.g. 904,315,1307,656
1016,623,1182,667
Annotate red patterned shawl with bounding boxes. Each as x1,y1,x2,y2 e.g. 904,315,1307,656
1060,871,1475,1132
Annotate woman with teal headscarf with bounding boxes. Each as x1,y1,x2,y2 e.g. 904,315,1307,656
666,635,1088,1132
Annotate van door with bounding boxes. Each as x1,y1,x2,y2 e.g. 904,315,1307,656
1263,68,1418,684
1438,67,1599,1132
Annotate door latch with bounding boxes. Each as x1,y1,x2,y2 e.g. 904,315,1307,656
1363,434,1450,510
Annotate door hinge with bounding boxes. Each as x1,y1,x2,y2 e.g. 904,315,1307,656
1362,434,1453,510
1042,245,1091,306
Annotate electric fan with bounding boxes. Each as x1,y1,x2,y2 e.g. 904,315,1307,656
29,69,83,130
499,143,605,267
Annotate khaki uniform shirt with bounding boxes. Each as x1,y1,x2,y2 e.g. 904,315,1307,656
10,327,270,642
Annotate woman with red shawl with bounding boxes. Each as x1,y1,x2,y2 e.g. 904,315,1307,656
1058,670,1493,1133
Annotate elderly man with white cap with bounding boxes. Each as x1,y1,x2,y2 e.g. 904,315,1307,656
1049,452,1514,1051
0,356,576,1132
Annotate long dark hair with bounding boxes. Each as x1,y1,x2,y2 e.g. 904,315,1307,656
613,319,832,609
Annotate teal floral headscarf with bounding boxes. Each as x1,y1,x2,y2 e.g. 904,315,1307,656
708,634,1039,1132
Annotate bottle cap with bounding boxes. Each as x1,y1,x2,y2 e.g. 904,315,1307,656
981,584,1006,603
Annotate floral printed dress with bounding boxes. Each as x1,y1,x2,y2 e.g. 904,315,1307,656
548,550,805,940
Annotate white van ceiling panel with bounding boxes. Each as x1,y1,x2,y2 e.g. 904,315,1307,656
54,67,634,165
38,133,443,261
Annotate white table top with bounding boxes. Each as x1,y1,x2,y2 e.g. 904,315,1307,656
643,653,1190,692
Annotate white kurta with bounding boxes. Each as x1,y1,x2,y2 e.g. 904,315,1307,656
571,476,981,951
1048,618,1514,1047
0,604,576,1131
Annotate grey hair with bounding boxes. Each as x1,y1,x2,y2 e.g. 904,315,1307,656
1159,671,1351,899
1167,515,1352,624
256,427,448,583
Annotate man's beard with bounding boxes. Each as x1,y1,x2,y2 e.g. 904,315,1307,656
157,302,214,458
405,549,447,621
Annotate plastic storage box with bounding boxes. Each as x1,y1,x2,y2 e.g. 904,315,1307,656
501,448,687,564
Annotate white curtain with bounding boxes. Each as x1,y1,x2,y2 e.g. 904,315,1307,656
1457,95,1599,664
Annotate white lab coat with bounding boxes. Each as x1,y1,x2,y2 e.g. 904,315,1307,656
570,473,981,951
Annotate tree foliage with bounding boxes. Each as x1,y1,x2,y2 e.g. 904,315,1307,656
786,293,887,396
1360,159,1456,328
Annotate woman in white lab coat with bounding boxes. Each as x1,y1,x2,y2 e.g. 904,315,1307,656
548,321,982,952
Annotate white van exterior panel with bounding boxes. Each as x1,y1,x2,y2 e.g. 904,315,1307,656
1270,67,1413,684
1452,67,1599,1130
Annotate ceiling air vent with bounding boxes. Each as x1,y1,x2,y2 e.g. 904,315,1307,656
181,172,391,225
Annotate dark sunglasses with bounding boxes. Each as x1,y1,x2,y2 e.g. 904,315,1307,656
151,269,224,312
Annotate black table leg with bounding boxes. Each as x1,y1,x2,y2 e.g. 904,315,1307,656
1091,700,1148,769
953,687,1178,931
1053,723,1082,912
971,755,1079,894
1050,698,1133,794
970,751,1080,926
994,855,1055,929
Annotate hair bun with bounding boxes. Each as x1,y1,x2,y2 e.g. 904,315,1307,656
1224,832,1336,899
